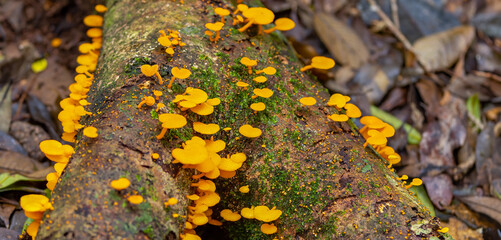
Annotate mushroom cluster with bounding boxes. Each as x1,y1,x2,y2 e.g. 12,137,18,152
157,28,186,56
326,93,362,122
172,87,221,115
20,5,107,238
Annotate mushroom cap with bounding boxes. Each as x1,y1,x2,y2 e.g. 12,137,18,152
183,233,202,240
220,209,241,221
274,18,295,31
153,90,163,97
230,153,246,163
166,197,178,205
261,223,278,234
208,219,223,226
219,170,236,178
158,36,172,47
195,192,220,207
26,221,40,238
260,66,277,75
172,137,208,165
78,43,94,54
237,4,249,12
379,123,395,137
218,157,243,171
195,153,220,173
241,207,254,219
300,97,317,106
236,81,249,87
110,177,131,190
311,56,335,69
387,153,401,165
127,195,143,204
254,206,282,222
243,7,275,25
187,194,200,200
83,15,103,27
238,124,262,138
191,102,214,115
191,213,209,225
360,116,385,129
193,122,220,135
83,126,98,138
140,64,159,77
95,4,107,13
206,98,221,106
143,96,156,106
87,28,103,38
205,22,224,31
214,7,230,16
39,140,63,156
327,93,350,108
158,113,187,129
205,139,226,152
344,103,361,118
240,57,257,67
367,130,387,146
250,102,266,111
328,113,349,122
239,185,250,193
20,194,53,212
205,167,221,179
253,88,273,98
253,76,267,83
192,179,216,192
410,178,423,186
171,67,191,79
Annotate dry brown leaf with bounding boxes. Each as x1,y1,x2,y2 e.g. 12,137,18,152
413,25,475,72
313,12,369,69
0,151,44,174
460,196,501,226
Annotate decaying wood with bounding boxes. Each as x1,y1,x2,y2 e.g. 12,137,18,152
37,0,445,239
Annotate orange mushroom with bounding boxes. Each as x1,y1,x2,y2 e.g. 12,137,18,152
156,113,187,139
300,56,335,72
240,57,257,74
168,67,191,89
141,64,163,85
238,7,275,35
214,8,230,24
264,18,295,34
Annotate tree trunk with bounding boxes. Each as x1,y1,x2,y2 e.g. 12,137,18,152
37,0,444,239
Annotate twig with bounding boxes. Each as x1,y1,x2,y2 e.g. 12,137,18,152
367,0,429,73
390,0,400,30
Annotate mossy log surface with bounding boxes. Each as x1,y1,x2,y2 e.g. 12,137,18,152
37,0,446,239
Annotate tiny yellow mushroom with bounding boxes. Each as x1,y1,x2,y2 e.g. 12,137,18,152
141,64,163,85
127,195,143,204
236,81,249,89
255,66,276,75
238,7,275,35
214,8,230,24
169,67,191,89
264,17,295,33
110,177,130,190
261,223,278,234
156,113,187,139
239,185,249,193
220,209,241,221
83,126,98,138
300,56,335,72
300,97,316,106
205,22,224,43
95,4,107,13
240,57,257,74
328,113,349,122
405,178,423,189
250,102,266,112
193,122,220,135
137,96,155,109
253,76,267,83
83,15,103,27
252,88,273,99
344,103,361,118
239,124,262,138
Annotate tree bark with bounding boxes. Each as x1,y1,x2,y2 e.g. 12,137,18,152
37,0,445,239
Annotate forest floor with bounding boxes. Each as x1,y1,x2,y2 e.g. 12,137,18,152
0,0,500,239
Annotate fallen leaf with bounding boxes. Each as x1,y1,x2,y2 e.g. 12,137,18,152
352,64,391,103
0,204,16,228
423,174,453,210
0,151,44,174
460,196,501,226
313,12,369,69
413,25,475,72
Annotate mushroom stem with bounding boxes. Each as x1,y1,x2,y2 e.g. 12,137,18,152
137,100,147,109
263,27,277,34
247,66,253,74
156,127,168,140
300,65,313,72
215,31,220,42
258,25,263,35
155,72,163,85
220,16,225,24
167,76,176,89
238,19,254,32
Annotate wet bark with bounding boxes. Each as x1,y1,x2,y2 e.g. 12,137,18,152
37,0,446,239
